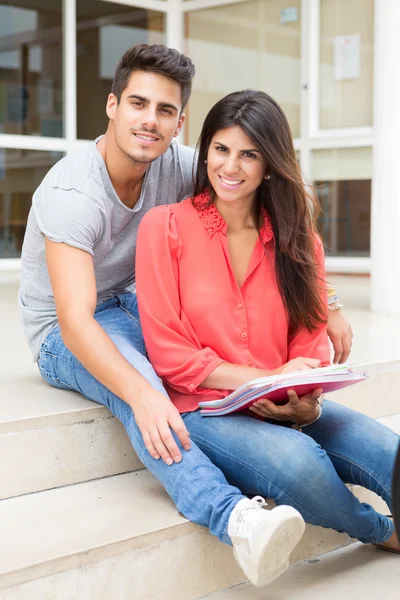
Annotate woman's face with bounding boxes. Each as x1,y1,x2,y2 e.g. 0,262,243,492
206,125,267,206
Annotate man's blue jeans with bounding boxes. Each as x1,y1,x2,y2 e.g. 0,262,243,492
38,293,397,545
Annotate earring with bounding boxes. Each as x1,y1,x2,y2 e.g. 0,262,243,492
265,174,271,180
204,159,207,164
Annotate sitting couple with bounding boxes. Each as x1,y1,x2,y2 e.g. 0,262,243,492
19,44,399,587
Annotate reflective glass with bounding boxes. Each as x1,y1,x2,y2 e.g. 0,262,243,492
77,0,165,140
313,148,372,256
0,148,64,257
185,0,301,146
319,0,374,129
0,1,63,137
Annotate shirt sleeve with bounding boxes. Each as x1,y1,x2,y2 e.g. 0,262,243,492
136,206,225,395
33,186,102,256
287,235,331,366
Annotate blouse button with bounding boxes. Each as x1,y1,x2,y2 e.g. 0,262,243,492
189,384,195,391
241,331,248,339
237,303,243,309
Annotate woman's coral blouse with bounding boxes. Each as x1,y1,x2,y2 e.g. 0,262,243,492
136,193,330,413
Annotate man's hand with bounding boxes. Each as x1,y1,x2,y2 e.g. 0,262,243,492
327,310,353,364
279,357,321,374
249,388,323,425
133,388,191,466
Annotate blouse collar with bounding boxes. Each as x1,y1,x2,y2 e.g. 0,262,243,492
193,189,274,245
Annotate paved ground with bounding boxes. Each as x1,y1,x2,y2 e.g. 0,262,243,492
328,275,400,365
208,542,400,600
2,274,400,598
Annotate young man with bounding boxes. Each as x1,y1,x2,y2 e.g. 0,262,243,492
19,44,352,587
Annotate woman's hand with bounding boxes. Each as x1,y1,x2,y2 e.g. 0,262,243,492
249,387,323,425
279,357,321,374
327,309,353,364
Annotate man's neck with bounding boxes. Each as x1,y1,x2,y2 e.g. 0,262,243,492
96,132,150,209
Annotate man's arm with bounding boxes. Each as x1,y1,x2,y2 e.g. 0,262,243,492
326,285,353,364
45,239,191,466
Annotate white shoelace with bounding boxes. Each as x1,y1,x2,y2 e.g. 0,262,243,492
235,496,267,535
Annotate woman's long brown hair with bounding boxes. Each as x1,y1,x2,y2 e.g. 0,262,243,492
193,89,326,335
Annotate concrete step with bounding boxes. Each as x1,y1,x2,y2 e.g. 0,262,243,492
0,469,357,600
200,542,400,600
0,371,142,500
1,415,399,599
1,359,400,500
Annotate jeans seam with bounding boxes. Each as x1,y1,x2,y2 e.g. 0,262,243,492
118,306,141,327
40,349,58,359
39,364,74,390
325,449,393,502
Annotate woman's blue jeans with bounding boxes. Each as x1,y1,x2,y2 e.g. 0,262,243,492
38,293,397,546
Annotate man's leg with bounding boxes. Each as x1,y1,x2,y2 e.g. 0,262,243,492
38,293,307,587
38,295,243,545
183,408,394,544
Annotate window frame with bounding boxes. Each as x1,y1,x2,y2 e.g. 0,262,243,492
0,0,375,272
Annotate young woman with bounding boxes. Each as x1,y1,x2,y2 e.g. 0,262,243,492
136,90,400,581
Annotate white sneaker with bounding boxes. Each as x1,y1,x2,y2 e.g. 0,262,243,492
228,496,305,587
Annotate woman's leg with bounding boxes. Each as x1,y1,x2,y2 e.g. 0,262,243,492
304,400,399,512
38,293,308,587
303,398,399,550
183,409,394,544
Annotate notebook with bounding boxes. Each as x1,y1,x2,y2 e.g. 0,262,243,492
198,364,367,417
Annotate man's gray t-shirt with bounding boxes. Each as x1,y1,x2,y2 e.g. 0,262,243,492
19,138,195,361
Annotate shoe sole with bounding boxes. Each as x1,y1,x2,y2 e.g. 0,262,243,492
246,506,305,588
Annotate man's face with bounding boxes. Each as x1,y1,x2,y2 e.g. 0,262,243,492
106,70,185,164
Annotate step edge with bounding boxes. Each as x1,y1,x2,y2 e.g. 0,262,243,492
0,521,201,591
2,358,400,435
0,405,110,435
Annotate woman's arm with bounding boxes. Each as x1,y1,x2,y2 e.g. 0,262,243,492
136,206,275,394
200,357,321,390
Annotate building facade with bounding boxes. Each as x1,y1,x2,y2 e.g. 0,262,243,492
0,1,385,285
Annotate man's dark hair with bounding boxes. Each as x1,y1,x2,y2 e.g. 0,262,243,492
112,44,195,111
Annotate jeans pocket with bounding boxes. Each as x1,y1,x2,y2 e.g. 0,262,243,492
38,344,74,391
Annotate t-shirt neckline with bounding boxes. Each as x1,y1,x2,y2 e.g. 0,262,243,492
92,135,150,214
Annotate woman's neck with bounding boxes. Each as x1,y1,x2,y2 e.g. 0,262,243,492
214,196,256,233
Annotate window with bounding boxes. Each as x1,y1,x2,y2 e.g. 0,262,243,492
0,1,63,137
313,147,372,256
76,0,165,140
319,0,374,129
0,148,63,258
185,0,301,146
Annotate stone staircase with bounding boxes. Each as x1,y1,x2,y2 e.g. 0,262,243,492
1,356,399,599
